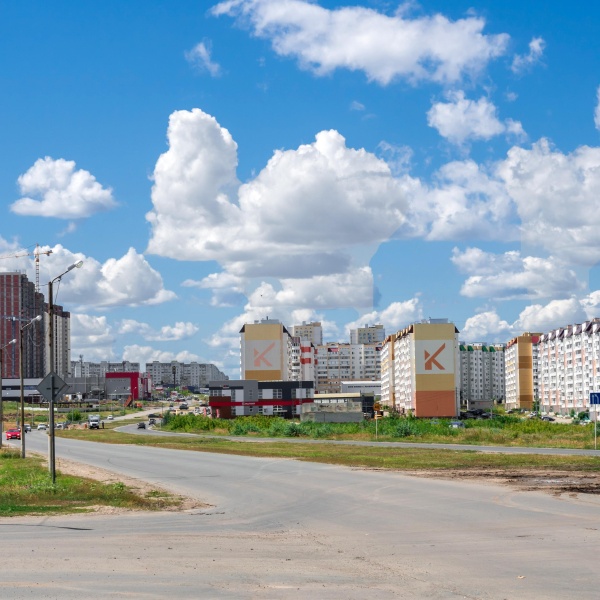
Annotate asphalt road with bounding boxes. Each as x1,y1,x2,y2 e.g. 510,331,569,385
2,430,600,599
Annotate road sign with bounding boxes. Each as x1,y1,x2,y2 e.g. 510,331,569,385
37,372,68,403
590,393,600,405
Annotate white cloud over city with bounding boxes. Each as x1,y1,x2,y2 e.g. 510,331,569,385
11,157,117,219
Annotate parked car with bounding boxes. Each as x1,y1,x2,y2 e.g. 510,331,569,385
107,415,114,420
148,418,156,425
24,424,31,432
449,421,465,429
6,428,21,440
137,422,146,429
541,416,555,422
37,423,48,431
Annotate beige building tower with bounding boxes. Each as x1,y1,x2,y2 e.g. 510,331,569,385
393,319,460,417
505,332,540,412
240,319,293,381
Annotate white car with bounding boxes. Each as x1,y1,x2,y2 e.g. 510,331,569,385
37,423,48,431
107,415,114,420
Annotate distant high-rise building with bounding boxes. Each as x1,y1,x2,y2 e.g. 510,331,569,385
145,361,228,389
505,332,540,412
291,321,323,346
350,324,385,345
459,343,505,411
0,272,45,378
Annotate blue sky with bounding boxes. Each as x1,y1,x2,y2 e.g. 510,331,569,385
1,0,600,378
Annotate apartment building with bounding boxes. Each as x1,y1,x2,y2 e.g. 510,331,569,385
392,319,460,417
240,318,295,381
291,321,323,346
505,332,540,412
350,324,385,345
459,343,506,410
538,319,600,414
314,342,382,394
145,361,228,389
70,359,142,378
0,272,45,378
380,334,396,408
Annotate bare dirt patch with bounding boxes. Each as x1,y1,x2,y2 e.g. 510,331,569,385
55,456,211,513
407,468,600,496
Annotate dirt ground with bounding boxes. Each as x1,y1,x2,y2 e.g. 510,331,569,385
54,456,211,513
406,468,600,496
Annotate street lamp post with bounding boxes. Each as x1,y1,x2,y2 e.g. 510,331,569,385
0,338,17,449
20,315,42,458
47,260,83,482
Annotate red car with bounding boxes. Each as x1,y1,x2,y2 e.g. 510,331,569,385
5,428,21,440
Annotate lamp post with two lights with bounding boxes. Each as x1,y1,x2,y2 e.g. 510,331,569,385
47,260,83,482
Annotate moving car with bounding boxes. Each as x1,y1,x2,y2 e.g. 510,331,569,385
107,415,114,420
6,428,21,440
37,423,47,431
541,416,555,422
449,421,465,429
24,424,31,433
137,422,146,429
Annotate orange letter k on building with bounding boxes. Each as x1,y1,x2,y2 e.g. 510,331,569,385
424,343,446,371
254,343,275,367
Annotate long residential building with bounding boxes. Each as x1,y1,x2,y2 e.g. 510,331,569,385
459,343,506,411
146,361,228,389
538,319,600,414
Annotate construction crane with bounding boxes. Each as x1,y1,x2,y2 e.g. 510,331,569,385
0,243,52,292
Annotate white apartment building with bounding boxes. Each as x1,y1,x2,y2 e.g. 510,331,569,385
146,361,228,389
314,343,381,394
70,359,141,378
538,319,600,414
290,337,316,383
291,321,323,346
380,334,395,407
459,343,505,410
350,324,385,345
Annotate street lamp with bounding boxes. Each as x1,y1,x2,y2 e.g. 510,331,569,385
20,315,42,458
47,260,83,482
0,338,17,449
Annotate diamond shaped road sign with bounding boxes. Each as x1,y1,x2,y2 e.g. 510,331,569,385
37,372,68,403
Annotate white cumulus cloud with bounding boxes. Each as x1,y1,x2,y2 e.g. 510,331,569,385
211,0,509,85
70,314,115,362
451,247,583,300
11,157,117,218
427,91,526,145
344,298,423,338
497,139,600,266
118,320,199,342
